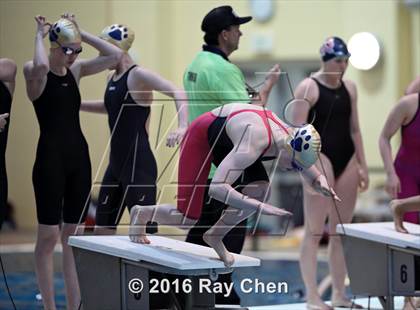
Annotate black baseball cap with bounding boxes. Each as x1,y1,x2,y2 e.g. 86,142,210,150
201,6,252,33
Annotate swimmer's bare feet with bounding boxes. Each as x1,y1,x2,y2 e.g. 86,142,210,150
331,297,363,309
390,199,409,234
203,231,235,267
306,303,333,310
129,205,151,244
306,297,333,310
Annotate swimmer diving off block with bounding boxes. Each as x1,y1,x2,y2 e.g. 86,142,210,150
130,103,340,267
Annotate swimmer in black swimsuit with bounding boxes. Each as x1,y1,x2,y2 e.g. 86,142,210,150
0,58,16,230
293,37,369,310
308,77,354,179
80,24,188,234
23,14,122,310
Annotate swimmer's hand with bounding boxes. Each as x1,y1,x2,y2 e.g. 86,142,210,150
166,126,187,147
385,172,401,199
265,64,281,85
61,13,79,30
34,15,50,38
312,174,341,202
358,164,369,192
0,113,9,132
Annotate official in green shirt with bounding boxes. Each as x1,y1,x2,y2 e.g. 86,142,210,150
182,5,280,306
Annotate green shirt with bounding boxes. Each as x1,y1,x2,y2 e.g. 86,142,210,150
184,50,250,122
183,50,250,177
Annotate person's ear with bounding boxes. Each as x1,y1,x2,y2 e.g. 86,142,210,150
220,29,229,41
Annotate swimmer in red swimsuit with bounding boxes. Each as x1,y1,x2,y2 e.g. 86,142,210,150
129,103,339,267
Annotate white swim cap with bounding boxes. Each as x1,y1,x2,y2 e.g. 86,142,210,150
286,124,321,170
49,18,81,48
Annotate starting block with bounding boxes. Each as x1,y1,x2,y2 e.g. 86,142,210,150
69,235,260,310
337,222,420,310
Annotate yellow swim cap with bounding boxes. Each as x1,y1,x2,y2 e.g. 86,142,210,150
286,124,321,170
100,24,135,52
49,18,81,48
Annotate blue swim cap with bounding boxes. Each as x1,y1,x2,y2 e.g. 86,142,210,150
320,37,350,62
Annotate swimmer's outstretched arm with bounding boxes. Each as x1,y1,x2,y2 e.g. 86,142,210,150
209,127,290,216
